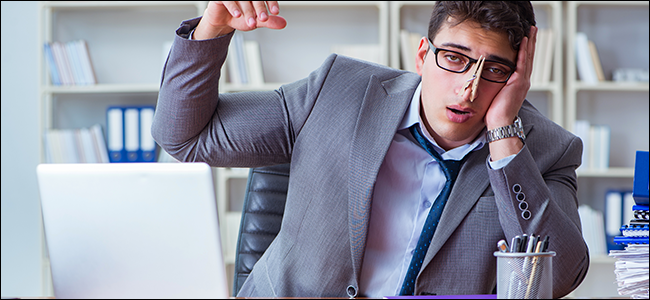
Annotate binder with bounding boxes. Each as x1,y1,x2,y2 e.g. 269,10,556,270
605,190,633,251
107,107,125,162
633,151,649,205
106,106,157,163
139,107,156,162
124,108,140,162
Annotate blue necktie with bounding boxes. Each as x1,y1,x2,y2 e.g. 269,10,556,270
399,125,464,296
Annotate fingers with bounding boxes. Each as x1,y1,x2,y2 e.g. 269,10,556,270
220,1,284,31
526,26,537,79
267,1,280,15
521,26,537,81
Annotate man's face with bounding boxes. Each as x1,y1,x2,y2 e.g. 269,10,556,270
416,19,517,151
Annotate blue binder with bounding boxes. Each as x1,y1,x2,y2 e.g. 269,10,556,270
633,151,649,205
139,107,156,162
106,106,157,163
107,107,125,162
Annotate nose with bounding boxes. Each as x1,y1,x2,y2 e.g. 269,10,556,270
458,74,480,102
456,56,484,102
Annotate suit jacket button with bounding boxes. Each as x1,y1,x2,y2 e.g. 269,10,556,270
347,285,357,298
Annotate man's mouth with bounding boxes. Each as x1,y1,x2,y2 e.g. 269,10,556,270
446,105,474,123
448,107,469,115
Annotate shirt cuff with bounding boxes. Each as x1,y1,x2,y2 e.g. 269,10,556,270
488,153,517,169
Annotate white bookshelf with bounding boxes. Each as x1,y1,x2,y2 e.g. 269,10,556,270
35,1,648,298
564,1,649,298
37,1,206,295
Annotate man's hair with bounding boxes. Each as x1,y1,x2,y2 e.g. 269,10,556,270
428,1,536,52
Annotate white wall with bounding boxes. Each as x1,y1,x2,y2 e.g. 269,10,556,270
1,1,44,297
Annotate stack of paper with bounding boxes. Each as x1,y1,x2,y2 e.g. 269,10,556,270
609,244,649,299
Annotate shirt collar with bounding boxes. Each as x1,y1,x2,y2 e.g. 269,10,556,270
398,82,486,160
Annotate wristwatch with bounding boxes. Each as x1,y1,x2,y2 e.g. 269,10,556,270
486,116,526,143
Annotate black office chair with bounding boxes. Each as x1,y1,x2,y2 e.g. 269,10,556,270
232,163,290,296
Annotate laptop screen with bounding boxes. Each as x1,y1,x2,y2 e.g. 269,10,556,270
37,163,228,299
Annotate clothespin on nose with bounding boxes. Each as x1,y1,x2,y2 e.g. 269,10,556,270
457,55,485,102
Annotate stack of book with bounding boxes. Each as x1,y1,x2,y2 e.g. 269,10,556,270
44,40,97,86
44,124,109,163
225,32,264,86
573,119,610,171
575,32,606,84
609,151,649,299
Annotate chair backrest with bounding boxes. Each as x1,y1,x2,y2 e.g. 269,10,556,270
233,163,290,296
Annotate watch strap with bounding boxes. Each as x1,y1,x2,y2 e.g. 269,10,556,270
486,116,525,143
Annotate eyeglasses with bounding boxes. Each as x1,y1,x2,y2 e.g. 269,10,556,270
427,38,515,83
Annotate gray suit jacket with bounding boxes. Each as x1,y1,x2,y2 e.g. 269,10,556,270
152,17,589,298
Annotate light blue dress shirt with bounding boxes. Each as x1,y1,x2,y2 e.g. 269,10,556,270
359,83,515,297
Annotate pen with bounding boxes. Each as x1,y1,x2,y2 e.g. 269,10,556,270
497,239,510,253
520,234,529,253
541,235,550,252
525,239,546,298
526,235,538,254
510,236,522,253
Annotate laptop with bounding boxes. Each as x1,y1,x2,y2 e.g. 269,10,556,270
36,163,229,299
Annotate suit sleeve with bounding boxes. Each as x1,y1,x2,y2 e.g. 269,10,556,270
152,17,334,167
487,138,589,299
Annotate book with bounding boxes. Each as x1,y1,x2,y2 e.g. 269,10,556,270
76,40,97,85
578,204,606,256
44,40,97,86
400,29,421,73
43,43,61,86
65,41,83,85
540,29,555,84
244,40,265,86
50,42,73,85
226,33,245,85
530,28,546,84
573,120,591,170
43,124,110,163
575,32,598,84
588,40,605,81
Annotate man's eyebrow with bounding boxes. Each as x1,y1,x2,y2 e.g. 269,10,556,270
440,42,516,67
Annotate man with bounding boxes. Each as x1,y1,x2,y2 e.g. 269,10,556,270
152,1,589,298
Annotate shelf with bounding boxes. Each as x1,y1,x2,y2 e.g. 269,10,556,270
574,81,649,92
42,83,160,94
529,82,561,92
577,167,635,178
590,254,617,264
573,1,650,7
42,1,203,9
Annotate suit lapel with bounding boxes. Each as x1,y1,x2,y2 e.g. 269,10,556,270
421,122,535,270
348,73,420,282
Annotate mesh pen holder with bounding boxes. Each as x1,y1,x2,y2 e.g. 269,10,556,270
494,251,556,299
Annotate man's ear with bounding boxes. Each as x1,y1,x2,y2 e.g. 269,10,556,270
415,37,429,76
